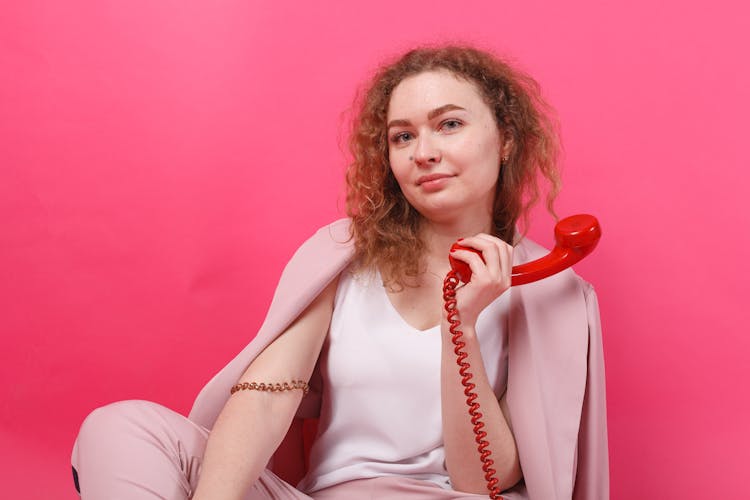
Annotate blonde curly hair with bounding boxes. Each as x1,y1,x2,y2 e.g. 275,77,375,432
345,45,561,289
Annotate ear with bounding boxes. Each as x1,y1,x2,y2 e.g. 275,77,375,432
501,131,514,158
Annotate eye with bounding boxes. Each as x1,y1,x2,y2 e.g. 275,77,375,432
440,119,463,131
390,131,414,144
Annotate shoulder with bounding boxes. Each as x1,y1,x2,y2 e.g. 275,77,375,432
284,218,353,265
514,236,548,262
274,219,355,298
292,218,353,256
514,236,594,296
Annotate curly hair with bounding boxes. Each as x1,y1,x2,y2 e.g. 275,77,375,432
345,45,561,289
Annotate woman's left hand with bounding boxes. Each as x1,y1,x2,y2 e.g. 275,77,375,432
448,233,513,328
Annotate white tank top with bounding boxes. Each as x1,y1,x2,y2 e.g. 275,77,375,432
298,266,510,493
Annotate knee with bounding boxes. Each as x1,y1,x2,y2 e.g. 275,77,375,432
72,400,153,490
75,400,161,447
72,400,170,479
71,400,204,497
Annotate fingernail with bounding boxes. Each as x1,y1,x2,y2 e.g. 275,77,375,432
457,238,464,242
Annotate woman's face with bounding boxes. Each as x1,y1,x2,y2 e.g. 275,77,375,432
386,70,507,225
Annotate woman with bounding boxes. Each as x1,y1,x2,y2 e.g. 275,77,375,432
72,46,608,499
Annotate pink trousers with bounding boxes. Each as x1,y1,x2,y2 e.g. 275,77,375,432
71,400,516,499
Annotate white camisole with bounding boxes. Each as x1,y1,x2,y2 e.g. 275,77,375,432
297,266,510,493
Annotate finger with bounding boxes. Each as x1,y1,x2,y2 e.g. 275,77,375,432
461,234,502,277
474,234,513,278
474,233,508,256
497,243,513,286
475,234,512,272
449,248,488,282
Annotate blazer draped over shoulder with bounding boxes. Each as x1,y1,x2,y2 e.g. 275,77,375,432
188,219,609,499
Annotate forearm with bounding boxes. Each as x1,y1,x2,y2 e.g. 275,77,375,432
440,321,521,494
192,389,302,500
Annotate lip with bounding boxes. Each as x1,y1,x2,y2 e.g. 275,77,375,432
416,173,453,186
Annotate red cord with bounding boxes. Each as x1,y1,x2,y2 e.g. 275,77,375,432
443,270,503,500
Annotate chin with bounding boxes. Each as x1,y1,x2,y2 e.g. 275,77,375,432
413,203,464,224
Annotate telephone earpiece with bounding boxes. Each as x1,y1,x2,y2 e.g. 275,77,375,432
448,214,601,285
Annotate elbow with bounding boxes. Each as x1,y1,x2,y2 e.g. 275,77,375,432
450,457,523,495
498,448,523,491
452,476,523,497
502,464,523,492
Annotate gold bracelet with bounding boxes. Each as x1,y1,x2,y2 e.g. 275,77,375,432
230,380,309,395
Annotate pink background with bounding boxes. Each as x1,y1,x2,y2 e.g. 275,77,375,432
2,1,748,498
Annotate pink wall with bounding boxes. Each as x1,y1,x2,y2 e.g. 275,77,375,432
2,1,748,498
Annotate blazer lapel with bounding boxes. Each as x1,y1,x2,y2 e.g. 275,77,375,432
507,239,590,499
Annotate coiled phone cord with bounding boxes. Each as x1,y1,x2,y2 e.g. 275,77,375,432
442,269,503,500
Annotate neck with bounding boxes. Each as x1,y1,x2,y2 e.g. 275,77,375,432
419,216,494,276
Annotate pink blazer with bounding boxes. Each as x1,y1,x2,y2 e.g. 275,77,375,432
188,219,609,499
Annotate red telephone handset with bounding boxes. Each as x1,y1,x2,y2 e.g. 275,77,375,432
443,214,601,499
448,213,601,284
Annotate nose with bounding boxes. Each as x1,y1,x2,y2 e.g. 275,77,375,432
413,133,441,166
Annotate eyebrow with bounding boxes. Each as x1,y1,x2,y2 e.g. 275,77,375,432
387,104,466,129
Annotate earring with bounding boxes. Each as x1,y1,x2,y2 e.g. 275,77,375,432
501,156,509,166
